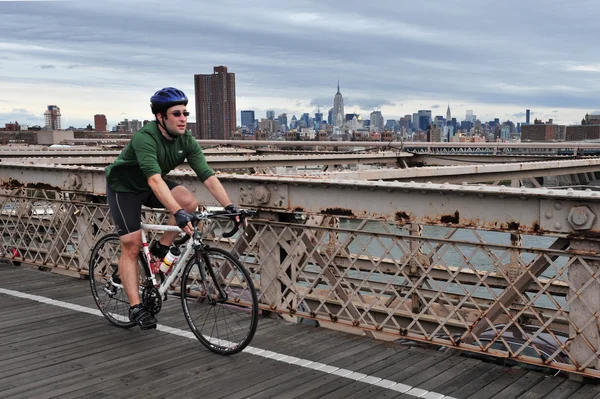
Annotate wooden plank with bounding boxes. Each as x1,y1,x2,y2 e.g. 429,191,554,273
356,348,427,379
490,371,547,399
445,365,511,398
516,376,566,399
401,353,470,388
0,333,198,397
567,382,600,399
179,356,305,399
462,368,528,398
423,360,498,396
413,357,481,393
382,351,456,382
70,350,240,398
544,379,586,399
29,341,208,398
319,381,393,399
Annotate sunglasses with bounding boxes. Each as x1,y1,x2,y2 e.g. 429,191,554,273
170,111,190,117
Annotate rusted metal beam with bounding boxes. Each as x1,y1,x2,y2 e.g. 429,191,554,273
309,158,600,183
1,152,409,169
411,154,579,166
3,163,600,235
63,138,600,152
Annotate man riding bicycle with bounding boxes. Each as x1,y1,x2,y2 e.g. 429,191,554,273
105,87,239,330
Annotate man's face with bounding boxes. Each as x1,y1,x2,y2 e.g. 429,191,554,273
160,104,188,136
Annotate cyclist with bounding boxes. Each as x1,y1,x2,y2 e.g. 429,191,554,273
105,87,239,330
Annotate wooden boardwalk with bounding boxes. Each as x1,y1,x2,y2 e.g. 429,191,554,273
1,262,599,399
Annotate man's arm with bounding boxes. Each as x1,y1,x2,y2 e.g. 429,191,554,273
203,175,233,207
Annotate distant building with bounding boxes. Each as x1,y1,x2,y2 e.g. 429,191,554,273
566,125,600,141
526,109,531,125
583,114,600,125
258,118,281,138
116,119,142,134
333,81,344,127
522,120,563,141
194,66,236,139
266,110,275,120
241,110,255,132
36,130,74,145
277,113,288,132
370,111,384,132
0,131,37,144
94,114,107,132
2,121,19,131
186,122,199,138
429,126,442,142
417,110,432,131
44,105,61,130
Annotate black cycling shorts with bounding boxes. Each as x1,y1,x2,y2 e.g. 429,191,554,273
106,180,180,236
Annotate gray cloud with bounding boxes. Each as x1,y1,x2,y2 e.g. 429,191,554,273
345,98,395,111
0,108,42,126
513,111,535,117
431,104,441,109
39,65,55,69
0,0,599,125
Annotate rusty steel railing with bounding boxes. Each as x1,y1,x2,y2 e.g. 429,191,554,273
1,187,600,378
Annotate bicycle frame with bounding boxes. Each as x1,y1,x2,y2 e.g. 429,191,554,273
139,223,194,297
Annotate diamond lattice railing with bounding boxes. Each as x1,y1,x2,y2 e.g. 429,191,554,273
2,189,600,377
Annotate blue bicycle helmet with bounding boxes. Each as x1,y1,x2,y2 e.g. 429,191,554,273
150,87,188,115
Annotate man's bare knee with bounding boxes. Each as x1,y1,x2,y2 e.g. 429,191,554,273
120,231,142,257
172,186,198,212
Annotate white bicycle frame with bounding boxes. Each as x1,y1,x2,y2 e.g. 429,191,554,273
139,223,196,297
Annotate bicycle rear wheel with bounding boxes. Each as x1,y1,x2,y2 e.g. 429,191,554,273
180,247,259,355
89,233,146,328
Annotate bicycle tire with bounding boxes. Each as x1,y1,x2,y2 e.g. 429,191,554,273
89,233,145,328
180,247,259,355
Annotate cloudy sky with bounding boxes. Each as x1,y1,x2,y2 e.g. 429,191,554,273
1,0,599,129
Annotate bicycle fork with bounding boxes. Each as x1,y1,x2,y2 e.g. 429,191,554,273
196,252,228,305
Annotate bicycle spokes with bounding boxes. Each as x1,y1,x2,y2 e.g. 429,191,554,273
181,248,258,355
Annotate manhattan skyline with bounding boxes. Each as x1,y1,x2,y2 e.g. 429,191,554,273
1,0,599,128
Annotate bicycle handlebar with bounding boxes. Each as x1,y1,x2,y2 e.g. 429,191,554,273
190,209,257,238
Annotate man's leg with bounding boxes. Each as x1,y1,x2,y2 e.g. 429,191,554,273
158,185,198,246
119,230,157,329
118,230,143,306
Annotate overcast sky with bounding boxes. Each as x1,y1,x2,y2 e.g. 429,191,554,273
1,0,599,129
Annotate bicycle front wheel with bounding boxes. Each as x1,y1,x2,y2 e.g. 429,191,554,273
89,233,145,328
180,247,259,355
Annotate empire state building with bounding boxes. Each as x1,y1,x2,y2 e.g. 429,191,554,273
333,81,344,128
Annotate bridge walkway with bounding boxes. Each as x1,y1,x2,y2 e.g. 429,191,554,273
0,263,598,399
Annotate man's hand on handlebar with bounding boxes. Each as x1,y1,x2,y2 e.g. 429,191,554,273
174,209,193,235
225,204,248,228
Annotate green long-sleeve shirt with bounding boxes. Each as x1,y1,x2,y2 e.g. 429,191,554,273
106,121,214,192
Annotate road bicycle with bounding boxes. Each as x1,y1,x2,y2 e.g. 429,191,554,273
88,209,259,355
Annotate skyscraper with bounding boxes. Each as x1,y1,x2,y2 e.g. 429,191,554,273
466,110,474,123
370,111,384,132
241,110,255,131
526,109,531,125
194,66,236,140
333,81,344,128
94,114,107,132
44,105,61,130
446,104,451,121
266,110,275,120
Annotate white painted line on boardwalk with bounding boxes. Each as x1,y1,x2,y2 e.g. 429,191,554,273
0,288,455,399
